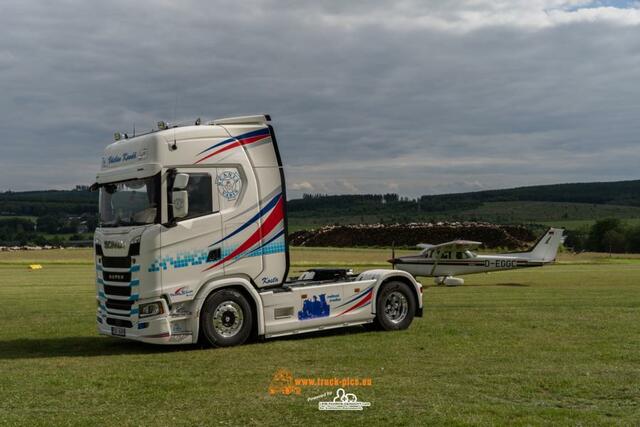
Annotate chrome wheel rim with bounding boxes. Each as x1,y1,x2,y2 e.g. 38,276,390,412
212,301,244,337
383,291,408,324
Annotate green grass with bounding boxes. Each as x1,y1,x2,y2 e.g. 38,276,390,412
0,249,639,425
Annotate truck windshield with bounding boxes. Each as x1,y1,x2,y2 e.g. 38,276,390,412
99,176,159,227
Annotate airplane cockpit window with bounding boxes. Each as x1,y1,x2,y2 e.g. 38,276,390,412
456,251,464,259
440,251,450,259
466,250,476,258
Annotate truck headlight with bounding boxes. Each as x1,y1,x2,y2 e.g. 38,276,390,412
139,302,164,318
129,235,141,256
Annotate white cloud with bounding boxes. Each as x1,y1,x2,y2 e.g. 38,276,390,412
290,181,315,191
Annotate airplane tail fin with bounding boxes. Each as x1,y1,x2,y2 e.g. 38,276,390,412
516,228,564,262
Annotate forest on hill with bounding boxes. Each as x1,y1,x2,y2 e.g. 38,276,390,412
2,179,640,250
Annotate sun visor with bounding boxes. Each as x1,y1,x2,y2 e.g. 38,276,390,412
95,163,162,184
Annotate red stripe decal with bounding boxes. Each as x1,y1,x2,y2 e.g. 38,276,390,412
337,290,373,317
195,134,269,164
204,197,284,271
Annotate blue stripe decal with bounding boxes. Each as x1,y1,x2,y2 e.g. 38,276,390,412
336,286,373,308
97,278,104,285
130,279,140,287
96,265,103,272
98,291,106,299
209,193,281,247
130,265,140,272
196,136,234,156
130,308,139,315
196,128,269,156
129,295,139,301
148,237,285,272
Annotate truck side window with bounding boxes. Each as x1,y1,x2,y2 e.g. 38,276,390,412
184,173,213,218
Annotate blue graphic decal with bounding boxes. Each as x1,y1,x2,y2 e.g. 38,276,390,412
148,249,209,272
298,294,330,320
148,237,285,272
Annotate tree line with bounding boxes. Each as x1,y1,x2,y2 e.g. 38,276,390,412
565,219,640,253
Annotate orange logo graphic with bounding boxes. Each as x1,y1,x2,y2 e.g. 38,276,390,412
268,368,302,396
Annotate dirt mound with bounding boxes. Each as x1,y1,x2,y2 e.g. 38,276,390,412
289,222,536,249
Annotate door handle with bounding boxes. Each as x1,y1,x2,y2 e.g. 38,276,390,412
207,248,221,262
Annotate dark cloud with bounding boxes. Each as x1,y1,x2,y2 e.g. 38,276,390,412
1,0,639,197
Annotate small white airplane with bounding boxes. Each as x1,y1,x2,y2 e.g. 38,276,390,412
388,228,564,286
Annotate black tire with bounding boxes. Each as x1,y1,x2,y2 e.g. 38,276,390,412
375,281,416,331
200,289,253,347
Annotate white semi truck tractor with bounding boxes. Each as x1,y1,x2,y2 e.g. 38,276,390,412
92,114,423,346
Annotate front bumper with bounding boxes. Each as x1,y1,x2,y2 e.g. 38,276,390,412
97,299,195,345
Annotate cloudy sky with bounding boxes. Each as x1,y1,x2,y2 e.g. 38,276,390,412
1,0,639,198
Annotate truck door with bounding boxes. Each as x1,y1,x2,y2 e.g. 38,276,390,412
160,168,223,299
217,165,263,283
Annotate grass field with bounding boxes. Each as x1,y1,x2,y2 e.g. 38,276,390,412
0,248,639,426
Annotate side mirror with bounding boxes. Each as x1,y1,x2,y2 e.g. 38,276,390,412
172,190,189,219
173,173,189,190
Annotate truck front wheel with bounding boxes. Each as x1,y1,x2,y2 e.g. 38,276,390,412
201,289,253,347
375,281,416,331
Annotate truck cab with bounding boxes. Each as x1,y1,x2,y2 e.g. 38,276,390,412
94,115,422,346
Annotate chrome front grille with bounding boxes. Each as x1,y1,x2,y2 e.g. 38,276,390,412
96,243,139,326
102,256,131,269
103,285,131,297
106,299,134,311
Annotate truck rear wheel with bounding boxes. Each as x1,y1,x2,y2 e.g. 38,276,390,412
201,289,253,347
375,281,415,331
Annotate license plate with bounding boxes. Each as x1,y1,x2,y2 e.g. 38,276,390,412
111,326,126,337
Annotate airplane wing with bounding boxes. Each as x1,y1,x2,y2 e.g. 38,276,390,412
416,243,435,250
428,240,483,251
416,240,483,258
417,240,482,250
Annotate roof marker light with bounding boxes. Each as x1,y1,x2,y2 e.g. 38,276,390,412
157,121,168,130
